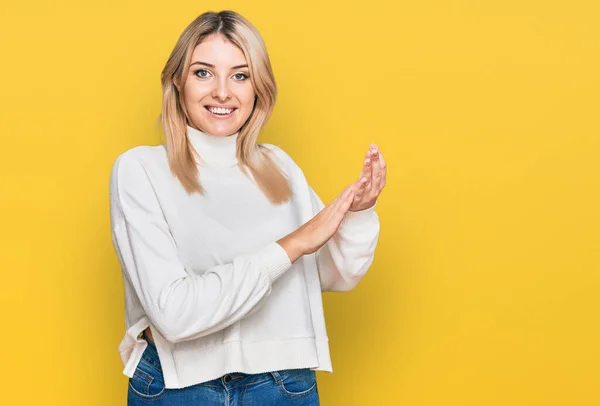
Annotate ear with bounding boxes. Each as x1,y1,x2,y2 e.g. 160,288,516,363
174,79,181,91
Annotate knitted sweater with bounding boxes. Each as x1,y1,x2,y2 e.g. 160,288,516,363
109,125,380,389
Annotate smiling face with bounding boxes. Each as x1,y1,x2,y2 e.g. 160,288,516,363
179,33,255,137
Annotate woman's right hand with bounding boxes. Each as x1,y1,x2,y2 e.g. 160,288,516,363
277,185,355,263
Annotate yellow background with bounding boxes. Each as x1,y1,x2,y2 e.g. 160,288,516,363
1,1,598,404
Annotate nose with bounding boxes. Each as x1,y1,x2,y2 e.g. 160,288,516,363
212,76,231,102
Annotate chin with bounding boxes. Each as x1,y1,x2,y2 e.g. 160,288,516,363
190,117,238,137
192,110,248,137
207,124,241,136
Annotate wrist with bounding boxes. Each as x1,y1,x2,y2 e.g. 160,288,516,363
276,232,304,263
349,201,376,212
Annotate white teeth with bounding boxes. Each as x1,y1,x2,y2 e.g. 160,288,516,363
208,107,234,115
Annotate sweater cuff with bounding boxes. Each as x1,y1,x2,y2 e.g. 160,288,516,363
260,241,293,283
342,202,377,224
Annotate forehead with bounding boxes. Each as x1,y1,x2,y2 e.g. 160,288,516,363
191,34,247,67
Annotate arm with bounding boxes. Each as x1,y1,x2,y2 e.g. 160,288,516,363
309,186,380,292
262,143,380,291
109,152,292,344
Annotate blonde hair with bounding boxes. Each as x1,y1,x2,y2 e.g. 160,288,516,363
159,10,292,204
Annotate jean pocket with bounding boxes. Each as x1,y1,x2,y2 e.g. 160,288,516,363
128,348,166,401
271,369,317,399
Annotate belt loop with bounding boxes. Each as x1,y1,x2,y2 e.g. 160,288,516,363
269,371,283,384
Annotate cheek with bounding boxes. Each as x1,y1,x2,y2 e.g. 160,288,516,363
238,86,255,109
184,81,210,103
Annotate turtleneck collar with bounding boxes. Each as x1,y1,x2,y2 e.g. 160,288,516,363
186,124,239,167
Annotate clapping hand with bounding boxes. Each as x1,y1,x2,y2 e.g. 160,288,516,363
348,144,387,212
277,144,386,262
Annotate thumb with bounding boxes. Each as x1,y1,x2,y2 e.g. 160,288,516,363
341,186,354,200
331,186,354,209
340,186,354,209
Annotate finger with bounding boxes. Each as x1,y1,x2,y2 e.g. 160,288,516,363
357,157,368,182
323,186,347,212
357,146,373,179
369,146,383,191
378,148,387,170
339,187,354,212
355,176,369,198
363,153,373,190
336,186,353,204
347,182,363,206
371,147,386,192
334,186,354,215
378,150,387,190
362,152,375,195
355,156,370,191
357,152,371,187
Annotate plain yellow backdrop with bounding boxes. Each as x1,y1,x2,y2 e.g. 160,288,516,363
1,1,599,404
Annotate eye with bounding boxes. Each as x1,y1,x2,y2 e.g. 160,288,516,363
233,73,249,81
194,69,212,79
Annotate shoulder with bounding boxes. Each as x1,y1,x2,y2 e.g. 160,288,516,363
259,143,306,180
260,142,291,162
111,145,166,168
110,145,167,201
111,145,166,181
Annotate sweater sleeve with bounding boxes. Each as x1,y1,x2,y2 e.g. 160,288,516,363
109,151,292,344
308,186,381,291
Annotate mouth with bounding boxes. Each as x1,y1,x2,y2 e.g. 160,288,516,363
204,105,238,118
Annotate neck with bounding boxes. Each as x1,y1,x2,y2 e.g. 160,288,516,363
186,124,240,167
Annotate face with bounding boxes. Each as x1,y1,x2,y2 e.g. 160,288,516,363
178,33,255,137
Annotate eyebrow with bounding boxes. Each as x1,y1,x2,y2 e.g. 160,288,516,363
190,61,248,69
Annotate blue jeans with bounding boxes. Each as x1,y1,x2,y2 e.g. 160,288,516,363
127,331,320,405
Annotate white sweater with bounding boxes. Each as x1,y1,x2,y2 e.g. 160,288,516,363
109,124,380,389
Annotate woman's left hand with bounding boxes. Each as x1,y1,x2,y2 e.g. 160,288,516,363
348,144,387,212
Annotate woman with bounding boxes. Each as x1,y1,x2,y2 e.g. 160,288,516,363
109,10,386,405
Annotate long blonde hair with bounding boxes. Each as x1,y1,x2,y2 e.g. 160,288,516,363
159,10,292,204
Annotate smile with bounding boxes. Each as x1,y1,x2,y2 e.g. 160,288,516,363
205,106,237,117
